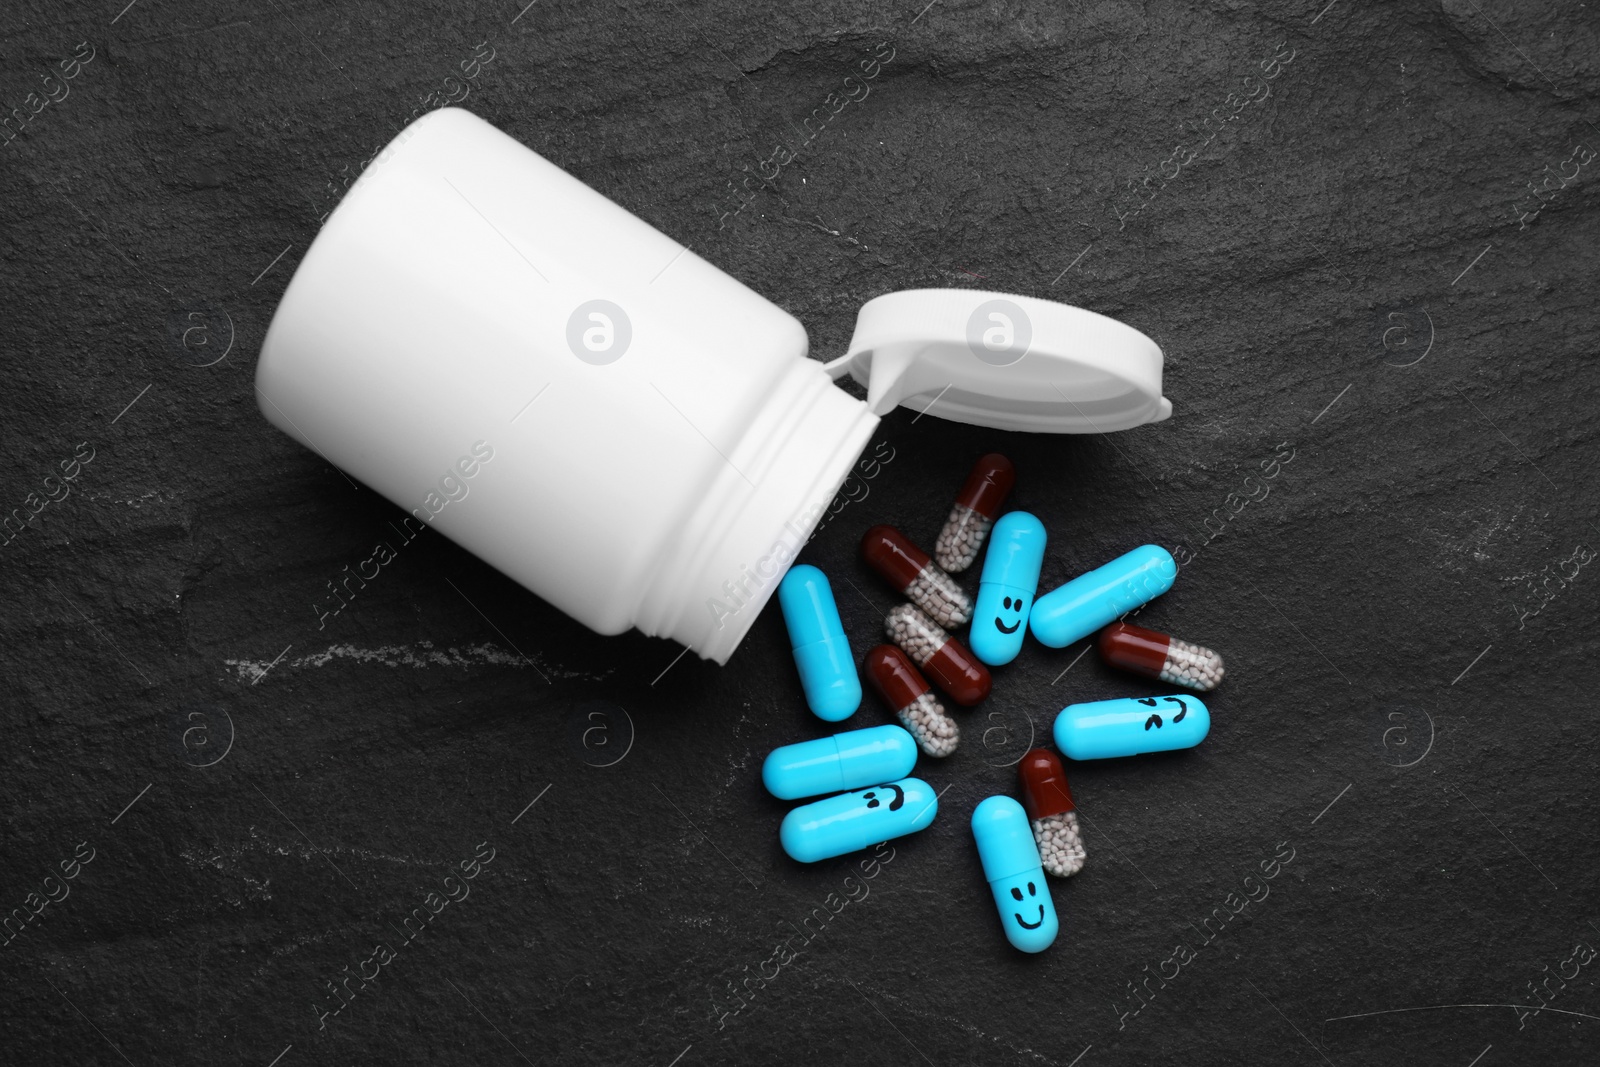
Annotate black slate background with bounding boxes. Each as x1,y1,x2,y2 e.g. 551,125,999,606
3,1,1599,1065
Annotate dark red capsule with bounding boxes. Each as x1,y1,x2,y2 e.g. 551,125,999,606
937,454,1016,573
865,644,959,758
862,525,971,627
954,453,1016,520
1098,622,1225,692
1018,748,1076,821
861,525,932,590
884,604,992,707
925,637,990,706
864,644,932,709
1097,622,1170,675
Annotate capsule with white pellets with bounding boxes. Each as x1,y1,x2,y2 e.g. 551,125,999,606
936,453,1015,573
861,525,971,628
885,604,992,706
1017,748,1085,877
1098,622,1225,692
865,645,959,758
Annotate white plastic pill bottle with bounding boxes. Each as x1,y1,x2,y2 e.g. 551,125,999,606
256,107,1170,663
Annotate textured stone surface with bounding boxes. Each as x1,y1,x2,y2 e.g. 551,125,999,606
2,1,1599,1065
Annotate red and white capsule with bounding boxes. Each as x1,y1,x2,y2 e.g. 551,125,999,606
865,645,958,757
936,453,1016,573
1098,622,1225,692
861,525,971,628
1018,748,1085,878
884,604,992,706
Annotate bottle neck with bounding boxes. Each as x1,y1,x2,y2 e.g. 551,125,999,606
635,359,879,664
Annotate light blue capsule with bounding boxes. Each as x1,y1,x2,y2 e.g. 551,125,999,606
779,564,861,722
971,796,1058,953
780,777,938,862
969,511,1047,666
1053,694,1211,760
761,725,918,801
1029,545,1177,649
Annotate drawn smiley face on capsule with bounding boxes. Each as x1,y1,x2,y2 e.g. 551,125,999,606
861,784,905,811
969,512,1047,667
995,595,1026,634
1052,695,1210,760
1006,876,1047,929
971,795,1059,953
780,778,938,863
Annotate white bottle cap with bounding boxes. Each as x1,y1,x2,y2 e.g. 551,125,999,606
824,288,1171,433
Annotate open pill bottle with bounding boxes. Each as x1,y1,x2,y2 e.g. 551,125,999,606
256,107,1170,663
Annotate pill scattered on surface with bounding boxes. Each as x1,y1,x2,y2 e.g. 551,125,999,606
1029,544,1178,649
1053,694,1211,760
884,603,992,706
761,724,918,800
861,525,972,628
864,644,959,758
969,511,1047,667
936,453,1016,573
778,564,861,722
1017,748,1086,878
1098,622,1225,692
971,795,1059,953
780,777,939,863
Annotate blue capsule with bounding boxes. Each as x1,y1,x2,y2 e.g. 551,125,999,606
1053,695,1211,760
780,777,938,862
1029,545,1177,649
778,564,861,721
761,725,919,801
971,796,1058,953
969,511,1047,666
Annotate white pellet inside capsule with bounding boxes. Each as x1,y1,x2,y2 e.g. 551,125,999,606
1031,810,1086,878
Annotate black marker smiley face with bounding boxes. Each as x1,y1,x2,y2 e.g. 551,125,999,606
994,595,1026,634
862,784,905,811
1139,696,1189,730
1010,879,1045,928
